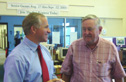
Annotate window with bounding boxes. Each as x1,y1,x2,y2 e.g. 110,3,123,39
48,17,81,49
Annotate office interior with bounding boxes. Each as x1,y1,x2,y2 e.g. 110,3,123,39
0,0,126,81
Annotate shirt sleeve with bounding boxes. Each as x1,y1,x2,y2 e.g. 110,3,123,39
61,45,73,75
4,56,26,82
111,45,126,78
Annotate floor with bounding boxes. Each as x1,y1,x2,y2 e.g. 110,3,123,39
0,49,6,82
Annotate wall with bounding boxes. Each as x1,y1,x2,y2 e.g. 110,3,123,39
0,0,124,17
0,16,25,51
100,18,124,36
0,0,125,35
122,1,126,37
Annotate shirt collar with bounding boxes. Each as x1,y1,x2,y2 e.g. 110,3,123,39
83,37,101,50
96,37,101,47
23,37,38,52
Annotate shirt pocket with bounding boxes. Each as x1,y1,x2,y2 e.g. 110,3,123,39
96,62,110,77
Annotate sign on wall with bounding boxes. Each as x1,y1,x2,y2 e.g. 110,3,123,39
17,9,60,16
52,32,60,44
7,2,69,16
116,37,125,46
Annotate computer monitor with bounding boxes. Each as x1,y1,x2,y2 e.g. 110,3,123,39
56,47,68,61
61,48,68,59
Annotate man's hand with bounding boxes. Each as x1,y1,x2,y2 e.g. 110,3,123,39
47,78,65,82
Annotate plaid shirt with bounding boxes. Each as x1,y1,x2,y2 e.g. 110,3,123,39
61,37,126,82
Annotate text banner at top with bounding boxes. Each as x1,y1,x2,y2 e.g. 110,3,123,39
17,9,60,16
7,2,69,11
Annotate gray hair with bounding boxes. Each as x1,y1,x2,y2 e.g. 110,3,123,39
82,14,101,27
22,12,45,35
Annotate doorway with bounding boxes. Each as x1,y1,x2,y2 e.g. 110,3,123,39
0,24,8,50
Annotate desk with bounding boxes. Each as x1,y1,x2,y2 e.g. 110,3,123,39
123,66,126,82
54,65,62,78
123,66,126,69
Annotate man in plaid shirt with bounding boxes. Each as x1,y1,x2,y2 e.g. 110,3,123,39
61,14,126,82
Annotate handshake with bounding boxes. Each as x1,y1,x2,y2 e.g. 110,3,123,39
47,78,65,82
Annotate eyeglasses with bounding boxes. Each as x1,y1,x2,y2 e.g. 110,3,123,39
82,27,95,32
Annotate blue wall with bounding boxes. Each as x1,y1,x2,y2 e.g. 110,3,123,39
0,16,25,53
0,16,82,53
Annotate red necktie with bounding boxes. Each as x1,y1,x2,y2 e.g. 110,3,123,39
37,45,49,82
